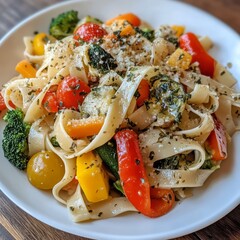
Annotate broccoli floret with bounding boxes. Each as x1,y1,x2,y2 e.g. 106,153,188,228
88,44,118,73
49,10,79,40
2,109,31,170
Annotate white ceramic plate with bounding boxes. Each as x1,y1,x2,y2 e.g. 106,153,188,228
0,0,240,239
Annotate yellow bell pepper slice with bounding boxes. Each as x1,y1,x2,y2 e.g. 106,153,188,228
32,32,47,55
171,25,185,37
76,151,109,203
167,48,192,70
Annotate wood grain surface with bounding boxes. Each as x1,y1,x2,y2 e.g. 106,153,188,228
0,0,239,239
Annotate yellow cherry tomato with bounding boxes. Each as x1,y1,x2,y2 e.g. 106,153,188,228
32,32,49,55
27,151,65,190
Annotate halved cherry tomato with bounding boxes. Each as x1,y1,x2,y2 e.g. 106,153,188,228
206,117,227,161
42,85,58,113
74,23,107,43
0,92,6,111
136,79,150,107
114,129,175,217
57,76,91,110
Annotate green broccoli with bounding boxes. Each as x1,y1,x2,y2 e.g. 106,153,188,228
88,44,118,73
49,10,79,40
2,109,31,170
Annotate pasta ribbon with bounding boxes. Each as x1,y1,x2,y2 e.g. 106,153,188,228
139,128,206,171
67,185,136,222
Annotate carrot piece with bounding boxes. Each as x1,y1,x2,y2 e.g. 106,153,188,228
105,13,141,27
136,79,150,107
15,59,37,78
65,117,104,139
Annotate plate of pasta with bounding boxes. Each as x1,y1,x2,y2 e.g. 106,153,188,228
0,0,240,239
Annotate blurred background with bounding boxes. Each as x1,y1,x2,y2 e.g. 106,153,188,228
0,0,239,39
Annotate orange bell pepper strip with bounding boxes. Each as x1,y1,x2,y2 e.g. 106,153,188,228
136,79,150,107
117,20,135,36
15,59,37,78
65,117,104,139
105,13,141,27
114,129,175,217
206,117,227,161
179,32,216,78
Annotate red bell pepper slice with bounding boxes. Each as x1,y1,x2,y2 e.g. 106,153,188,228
136,79,150,108
179,32,215,78
114,129,175,217
206,117,227,161
0,92,7,111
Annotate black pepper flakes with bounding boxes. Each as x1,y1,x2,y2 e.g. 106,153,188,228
135,159,140,165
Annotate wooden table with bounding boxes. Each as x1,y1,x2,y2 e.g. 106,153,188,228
0,0,239,239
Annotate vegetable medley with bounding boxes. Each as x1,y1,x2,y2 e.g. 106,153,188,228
1,10,239,221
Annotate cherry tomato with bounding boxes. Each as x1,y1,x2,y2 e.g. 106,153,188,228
27,151,65,190
57,76,91,110
42,85,58,113
74,23,107,43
